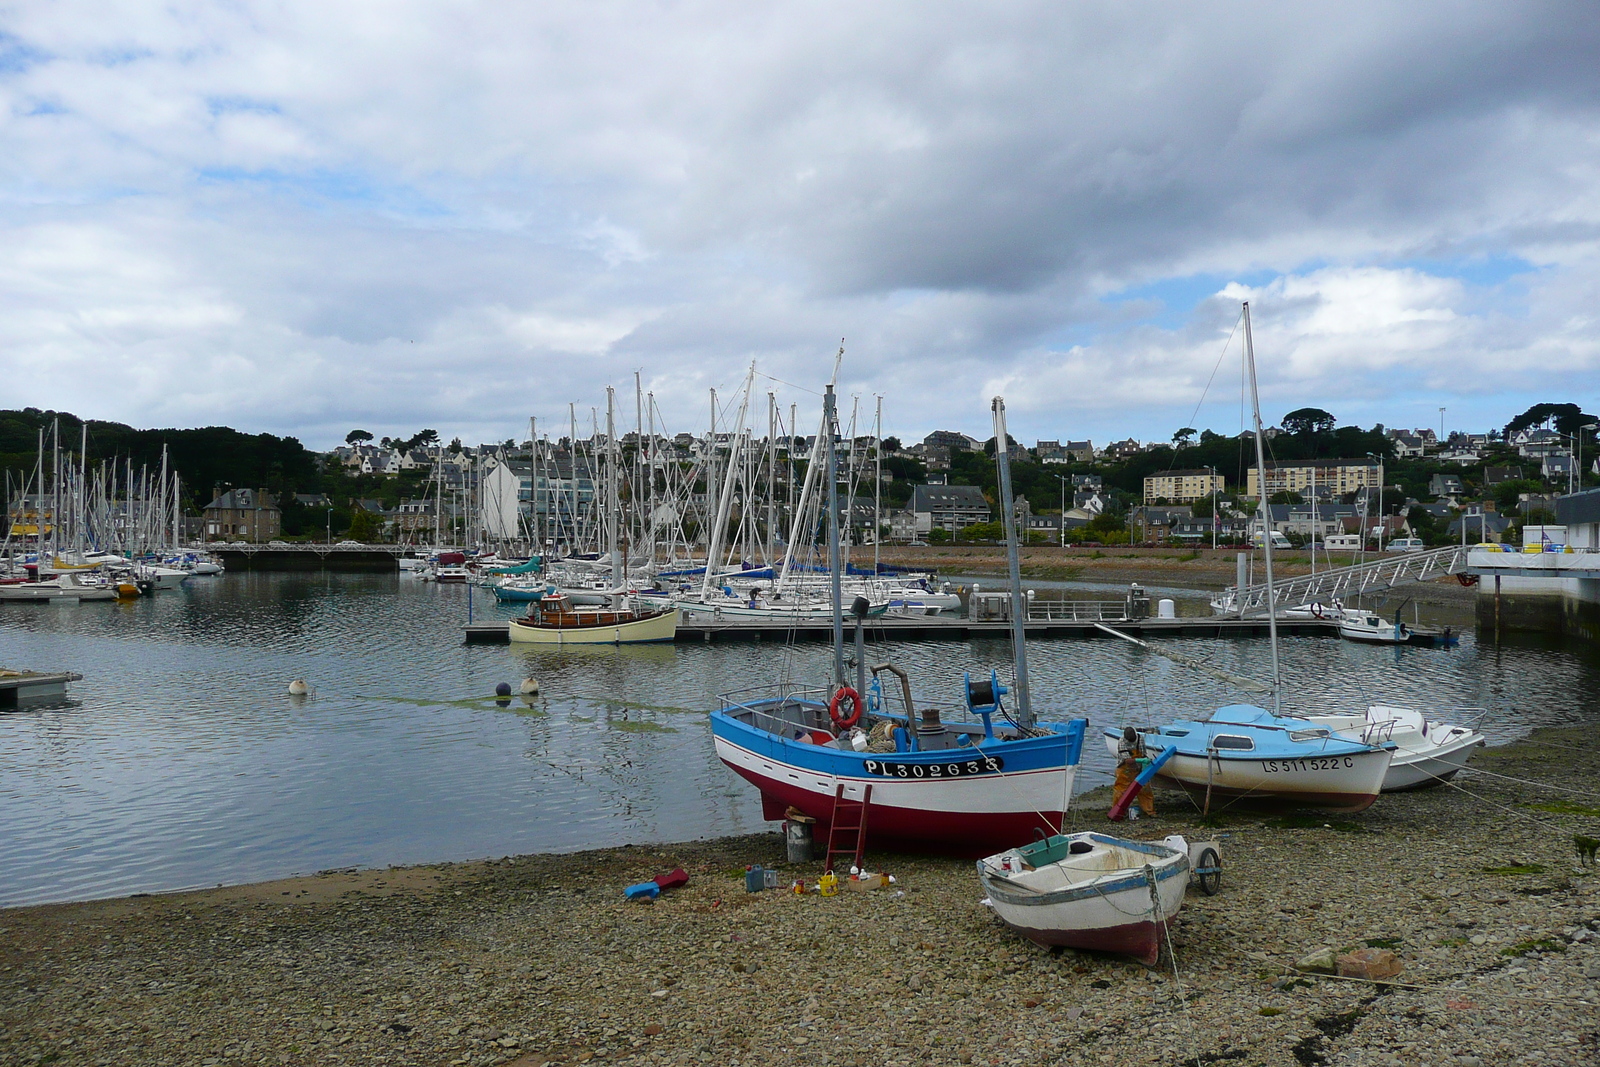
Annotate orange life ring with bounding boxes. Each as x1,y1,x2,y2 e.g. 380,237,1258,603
829,686,862,728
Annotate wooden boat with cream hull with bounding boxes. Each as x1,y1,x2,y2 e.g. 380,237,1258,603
508,593,677,645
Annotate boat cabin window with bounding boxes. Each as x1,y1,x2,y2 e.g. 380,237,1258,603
1162,729,1190,737
1289,728,1330,742
1211,734,1254,750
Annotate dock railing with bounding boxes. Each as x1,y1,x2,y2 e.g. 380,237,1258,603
1025,600,1130,622
1216,544,1469,618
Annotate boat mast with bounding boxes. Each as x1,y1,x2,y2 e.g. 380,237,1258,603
1242,302,1283,710
607,387,620,590
873,395,882,576
825,384,845,688
766,392,777,567
699,364,753,600
991,396,1033,728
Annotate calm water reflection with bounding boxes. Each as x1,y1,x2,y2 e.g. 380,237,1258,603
3,572,1596,905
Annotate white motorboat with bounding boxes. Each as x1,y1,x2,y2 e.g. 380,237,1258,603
1336,607,1410,645
977,832,1195,965
1306,705,1486,791
140,565,192,590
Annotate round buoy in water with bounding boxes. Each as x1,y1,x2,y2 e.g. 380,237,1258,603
494,682,512,697
520,677,540,695
288,679,310,696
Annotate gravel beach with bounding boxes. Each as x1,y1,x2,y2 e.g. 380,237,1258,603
4,725,1596,1067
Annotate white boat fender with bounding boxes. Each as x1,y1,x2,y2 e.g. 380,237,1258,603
287,679,311,697
520,677,540,695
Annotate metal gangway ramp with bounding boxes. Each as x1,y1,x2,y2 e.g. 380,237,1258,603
1216,545,1470,617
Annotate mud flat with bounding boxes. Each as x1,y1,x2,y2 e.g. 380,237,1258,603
3,727,1596,1067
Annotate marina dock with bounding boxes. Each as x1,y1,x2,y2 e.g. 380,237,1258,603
463,615,1338,643
0,670,83,705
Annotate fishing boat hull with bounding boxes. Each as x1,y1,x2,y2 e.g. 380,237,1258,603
711,701,1084,855
508,608,677,644
977,834,1189,965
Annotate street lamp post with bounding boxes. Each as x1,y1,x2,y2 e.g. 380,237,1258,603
1211,467,1219,551
1057,475,1067,548
1366,452,1385,551
327,508,333,544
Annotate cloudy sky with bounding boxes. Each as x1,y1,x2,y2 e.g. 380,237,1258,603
3,2,1598,450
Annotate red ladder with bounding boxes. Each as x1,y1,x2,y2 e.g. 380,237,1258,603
823,782,873,874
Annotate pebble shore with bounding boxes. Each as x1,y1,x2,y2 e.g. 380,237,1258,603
4,725,1597,1067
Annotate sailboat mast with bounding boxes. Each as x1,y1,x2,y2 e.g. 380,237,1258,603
607,387,620,589
1242,302,1283,709
766,392,777,566
825,384,845,688
699,365,753,599
991,397,1033,728
873,395,882,576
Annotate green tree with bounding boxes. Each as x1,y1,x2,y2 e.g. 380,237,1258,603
1281,407,1336,435
345,429,373,445
1172,427,1197,448
1491,478,1544,514
1406,506,1446,546
1504,402,1597,439
347,509,382,541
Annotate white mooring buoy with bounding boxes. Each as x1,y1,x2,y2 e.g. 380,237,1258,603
519,677,540,696
288,679,310,696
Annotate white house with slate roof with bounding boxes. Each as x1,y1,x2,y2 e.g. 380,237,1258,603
909,484,991,535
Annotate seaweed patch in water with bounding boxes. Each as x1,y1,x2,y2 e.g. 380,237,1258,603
615,720,676,734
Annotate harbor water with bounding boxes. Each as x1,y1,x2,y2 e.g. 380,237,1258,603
3,572,1597,907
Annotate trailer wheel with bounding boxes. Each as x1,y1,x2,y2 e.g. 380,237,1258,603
1195,847,1222,896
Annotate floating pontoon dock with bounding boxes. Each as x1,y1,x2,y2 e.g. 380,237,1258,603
0,670,83,705
464,615,1338,644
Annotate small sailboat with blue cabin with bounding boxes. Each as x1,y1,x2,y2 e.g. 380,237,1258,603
709,388,1089,855
1109,302,1394,815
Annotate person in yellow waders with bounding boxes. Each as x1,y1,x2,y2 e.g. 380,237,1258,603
1111,727,1156,820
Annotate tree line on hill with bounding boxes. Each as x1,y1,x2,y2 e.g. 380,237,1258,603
3,399,1590,543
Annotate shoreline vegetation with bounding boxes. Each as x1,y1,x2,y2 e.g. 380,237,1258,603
4,726,1596,1066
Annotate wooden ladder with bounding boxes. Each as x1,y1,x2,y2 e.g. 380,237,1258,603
823,781,873,874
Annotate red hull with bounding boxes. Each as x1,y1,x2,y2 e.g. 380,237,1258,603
738,766,1062,858
996,916,1168,966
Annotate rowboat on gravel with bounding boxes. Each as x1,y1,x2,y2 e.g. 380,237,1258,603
976,833,1194,965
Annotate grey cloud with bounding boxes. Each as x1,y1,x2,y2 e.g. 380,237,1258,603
1,2,1598,447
